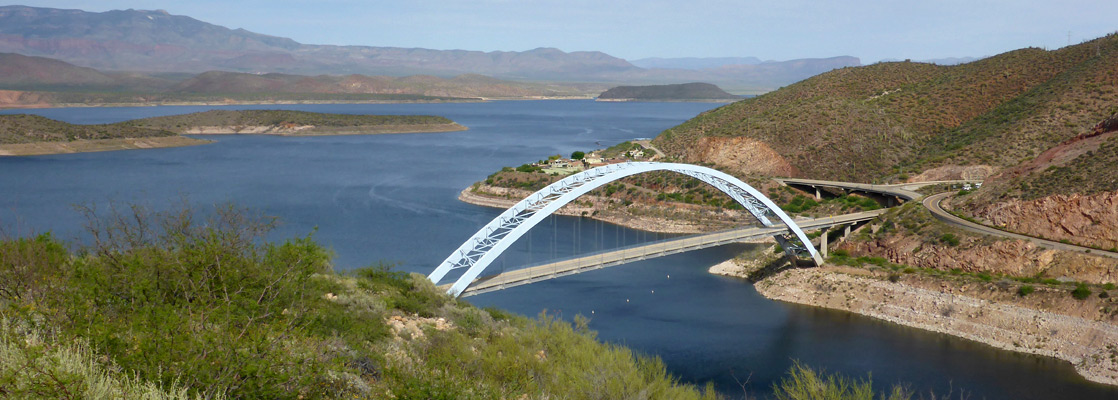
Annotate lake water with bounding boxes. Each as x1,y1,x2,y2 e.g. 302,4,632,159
2,100,1115,399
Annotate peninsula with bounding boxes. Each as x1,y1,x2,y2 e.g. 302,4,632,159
0,110,466,156
125,110,467,136
596,82,741,102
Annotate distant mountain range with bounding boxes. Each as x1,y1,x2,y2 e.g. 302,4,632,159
0,52,609,106
629,57,765,69
0,5,861,93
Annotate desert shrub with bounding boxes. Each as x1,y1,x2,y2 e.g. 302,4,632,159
939,233,960,246
0,233,69,306
1018,285,1035,297
515,163,542,173
782,195,820,213
4,204,361,399
1072,284,1092,300
0,318,221,400
772,361,912,400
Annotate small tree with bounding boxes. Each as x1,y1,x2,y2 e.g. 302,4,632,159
571,151,585,160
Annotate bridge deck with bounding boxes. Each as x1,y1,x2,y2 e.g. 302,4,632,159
443,209,884,297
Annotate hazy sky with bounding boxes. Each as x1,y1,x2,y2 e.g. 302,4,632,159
14,1,1118,62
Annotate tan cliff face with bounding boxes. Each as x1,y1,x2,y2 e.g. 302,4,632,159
0,90,49,108
970,191,1118,251
684,136,800,177
843,233,1118,284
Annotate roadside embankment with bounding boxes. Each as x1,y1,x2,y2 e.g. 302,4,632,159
711,259,1118,386
0,136,211,156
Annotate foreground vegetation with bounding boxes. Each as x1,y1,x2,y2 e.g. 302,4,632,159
0,205,960,399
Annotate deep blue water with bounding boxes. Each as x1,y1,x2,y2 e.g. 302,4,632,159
2,100,1115,399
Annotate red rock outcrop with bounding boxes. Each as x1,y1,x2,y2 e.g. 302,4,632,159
844,232,1118,284
972,191,1118,250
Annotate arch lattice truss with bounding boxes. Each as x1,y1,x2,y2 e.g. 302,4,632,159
429,162,822,296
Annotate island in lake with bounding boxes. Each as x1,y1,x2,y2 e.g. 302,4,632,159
0,110,467,156
595,82,741,102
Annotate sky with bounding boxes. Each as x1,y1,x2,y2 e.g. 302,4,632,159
12,1,1118,62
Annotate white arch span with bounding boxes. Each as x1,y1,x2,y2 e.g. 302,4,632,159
429,162,822,296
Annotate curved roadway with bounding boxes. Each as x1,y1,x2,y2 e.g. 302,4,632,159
783,177,1118,259
923,192,1118,259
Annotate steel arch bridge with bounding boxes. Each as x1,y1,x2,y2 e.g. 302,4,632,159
429,162,822,297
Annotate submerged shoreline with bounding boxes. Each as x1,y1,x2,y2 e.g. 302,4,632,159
0,136,211,156
709,259,1118,386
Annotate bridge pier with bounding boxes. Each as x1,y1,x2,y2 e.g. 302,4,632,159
820,228,828,258
815,187,822,200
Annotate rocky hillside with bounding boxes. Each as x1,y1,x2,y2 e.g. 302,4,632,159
597,82,740,101
653,34,1118,183
0,53,607,106
0,52,176,91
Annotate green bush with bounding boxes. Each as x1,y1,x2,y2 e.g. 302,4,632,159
940,233,960,246
782,195,820,214
1018,285,1035,297
1072,284,1092,300
515,163,542,173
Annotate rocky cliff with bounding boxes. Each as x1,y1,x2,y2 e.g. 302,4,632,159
970,191,1118,251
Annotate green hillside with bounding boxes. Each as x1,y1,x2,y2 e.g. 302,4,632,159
653,33,1118,185
0,114,174,144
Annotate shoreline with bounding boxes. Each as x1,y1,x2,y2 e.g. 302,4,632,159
1,123,466,156
709,258,1118,386
181,122,467,136
0,136,211,156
